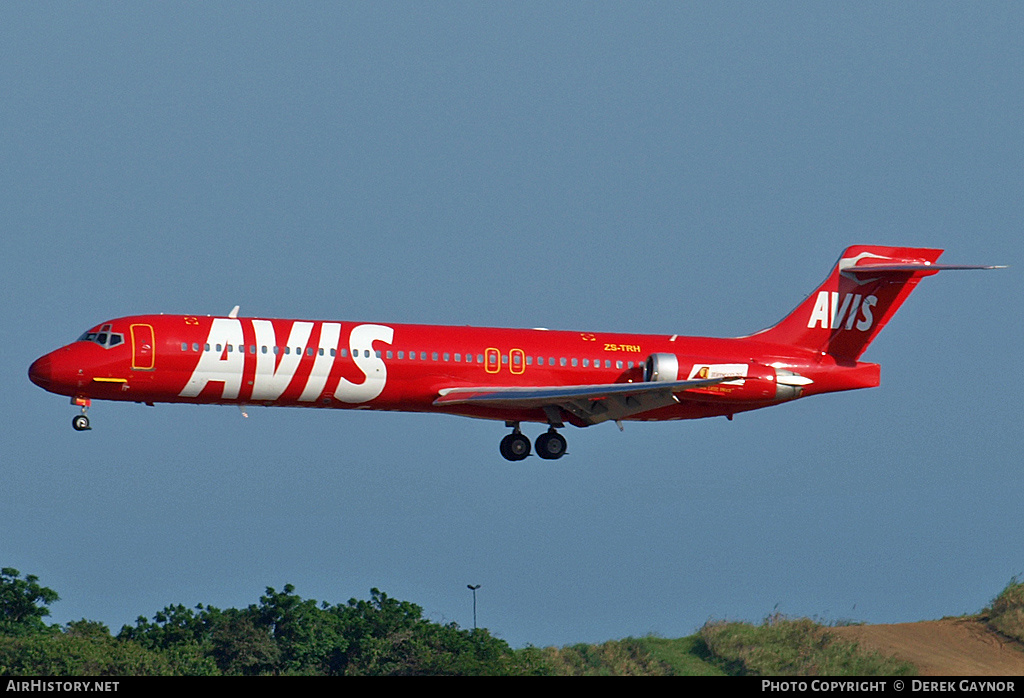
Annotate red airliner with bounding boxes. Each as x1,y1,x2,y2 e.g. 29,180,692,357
29,246,1000,460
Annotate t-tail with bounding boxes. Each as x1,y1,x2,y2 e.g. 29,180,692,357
750,245,1002,363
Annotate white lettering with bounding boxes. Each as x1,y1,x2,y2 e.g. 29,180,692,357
808,292,879,331
251,321,313,400
809,680,887,691
178,319,244,398
334,324,394,403
760,680,807,691
959,681,1015,691
299,322,341,401
856,295,877,331
832,292,855,330
808,291,830,329
912,680,956,691
180,319,395,405
844,294,862,330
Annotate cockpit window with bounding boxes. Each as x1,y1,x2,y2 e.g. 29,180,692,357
77,327,125,349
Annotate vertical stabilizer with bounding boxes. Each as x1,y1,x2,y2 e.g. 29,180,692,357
749,246,950,362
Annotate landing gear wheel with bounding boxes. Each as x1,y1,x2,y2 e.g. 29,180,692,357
535,430,567,460
72,414,91,431
499,433,531,461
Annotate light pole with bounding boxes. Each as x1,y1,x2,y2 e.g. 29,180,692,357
467,584,481,630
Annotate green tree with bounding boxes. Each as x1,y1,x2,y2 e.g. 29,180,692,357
0,633,174,676
250,584,348,675
210,613,280,675
334,588,520,675
116,603,224,675
0,568,60,637
118,603,218,650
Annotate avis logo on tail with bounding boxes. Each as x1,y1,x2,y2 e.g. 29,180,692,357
29,246,1002,461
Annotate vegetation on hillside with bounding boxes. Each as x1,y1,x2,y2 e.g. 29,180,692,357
699,614,916,676
4,567,1021,676
0,569,542,676
986,576,1024,644
529,638,674,676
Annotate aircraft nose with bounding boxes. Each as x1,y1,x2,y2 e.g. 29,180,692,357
29,354,53,389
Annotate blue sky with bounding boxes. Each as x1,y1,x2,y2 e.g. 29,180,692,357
3,3,1021,647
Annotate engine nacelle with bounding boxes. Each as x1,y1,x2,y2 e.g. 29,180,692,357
644,354,812,402
644,353,679,382
679,361,810,402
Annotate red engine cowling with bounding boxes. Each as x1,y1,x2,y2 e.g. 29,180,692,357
644,354,807,402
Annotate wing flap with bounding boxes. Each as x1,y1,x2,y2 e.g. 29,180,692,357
434,377,733,425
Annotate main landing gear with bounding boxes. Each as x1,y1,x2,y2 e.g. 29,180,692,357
499,423,568,461
499,428,531,461
535,428,567,460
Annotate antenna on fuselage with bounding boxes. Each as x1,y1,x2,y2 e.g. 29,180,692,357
228,305,240,318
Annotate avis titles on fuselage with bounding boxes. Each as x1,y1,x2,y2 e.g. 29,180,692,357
28,246,1001,461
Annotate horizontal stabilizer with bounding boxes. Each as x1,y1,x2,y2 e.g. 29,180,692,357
841,262,1005,275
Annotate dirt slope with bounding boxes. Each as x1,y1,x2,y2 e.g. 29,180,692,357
831,619,1024,676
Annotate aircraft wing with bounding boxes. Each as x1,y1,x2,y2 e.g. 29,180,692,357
434,376,733,426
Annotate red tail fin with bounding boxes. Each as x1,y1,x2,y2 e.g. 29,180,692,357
750,246,952,362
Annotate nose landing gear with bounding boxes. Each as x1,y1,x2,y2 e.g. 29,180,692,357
71,396,91,431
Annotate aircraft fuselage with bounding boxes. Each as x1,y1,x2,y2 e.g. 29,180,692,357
28,246,1000,459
